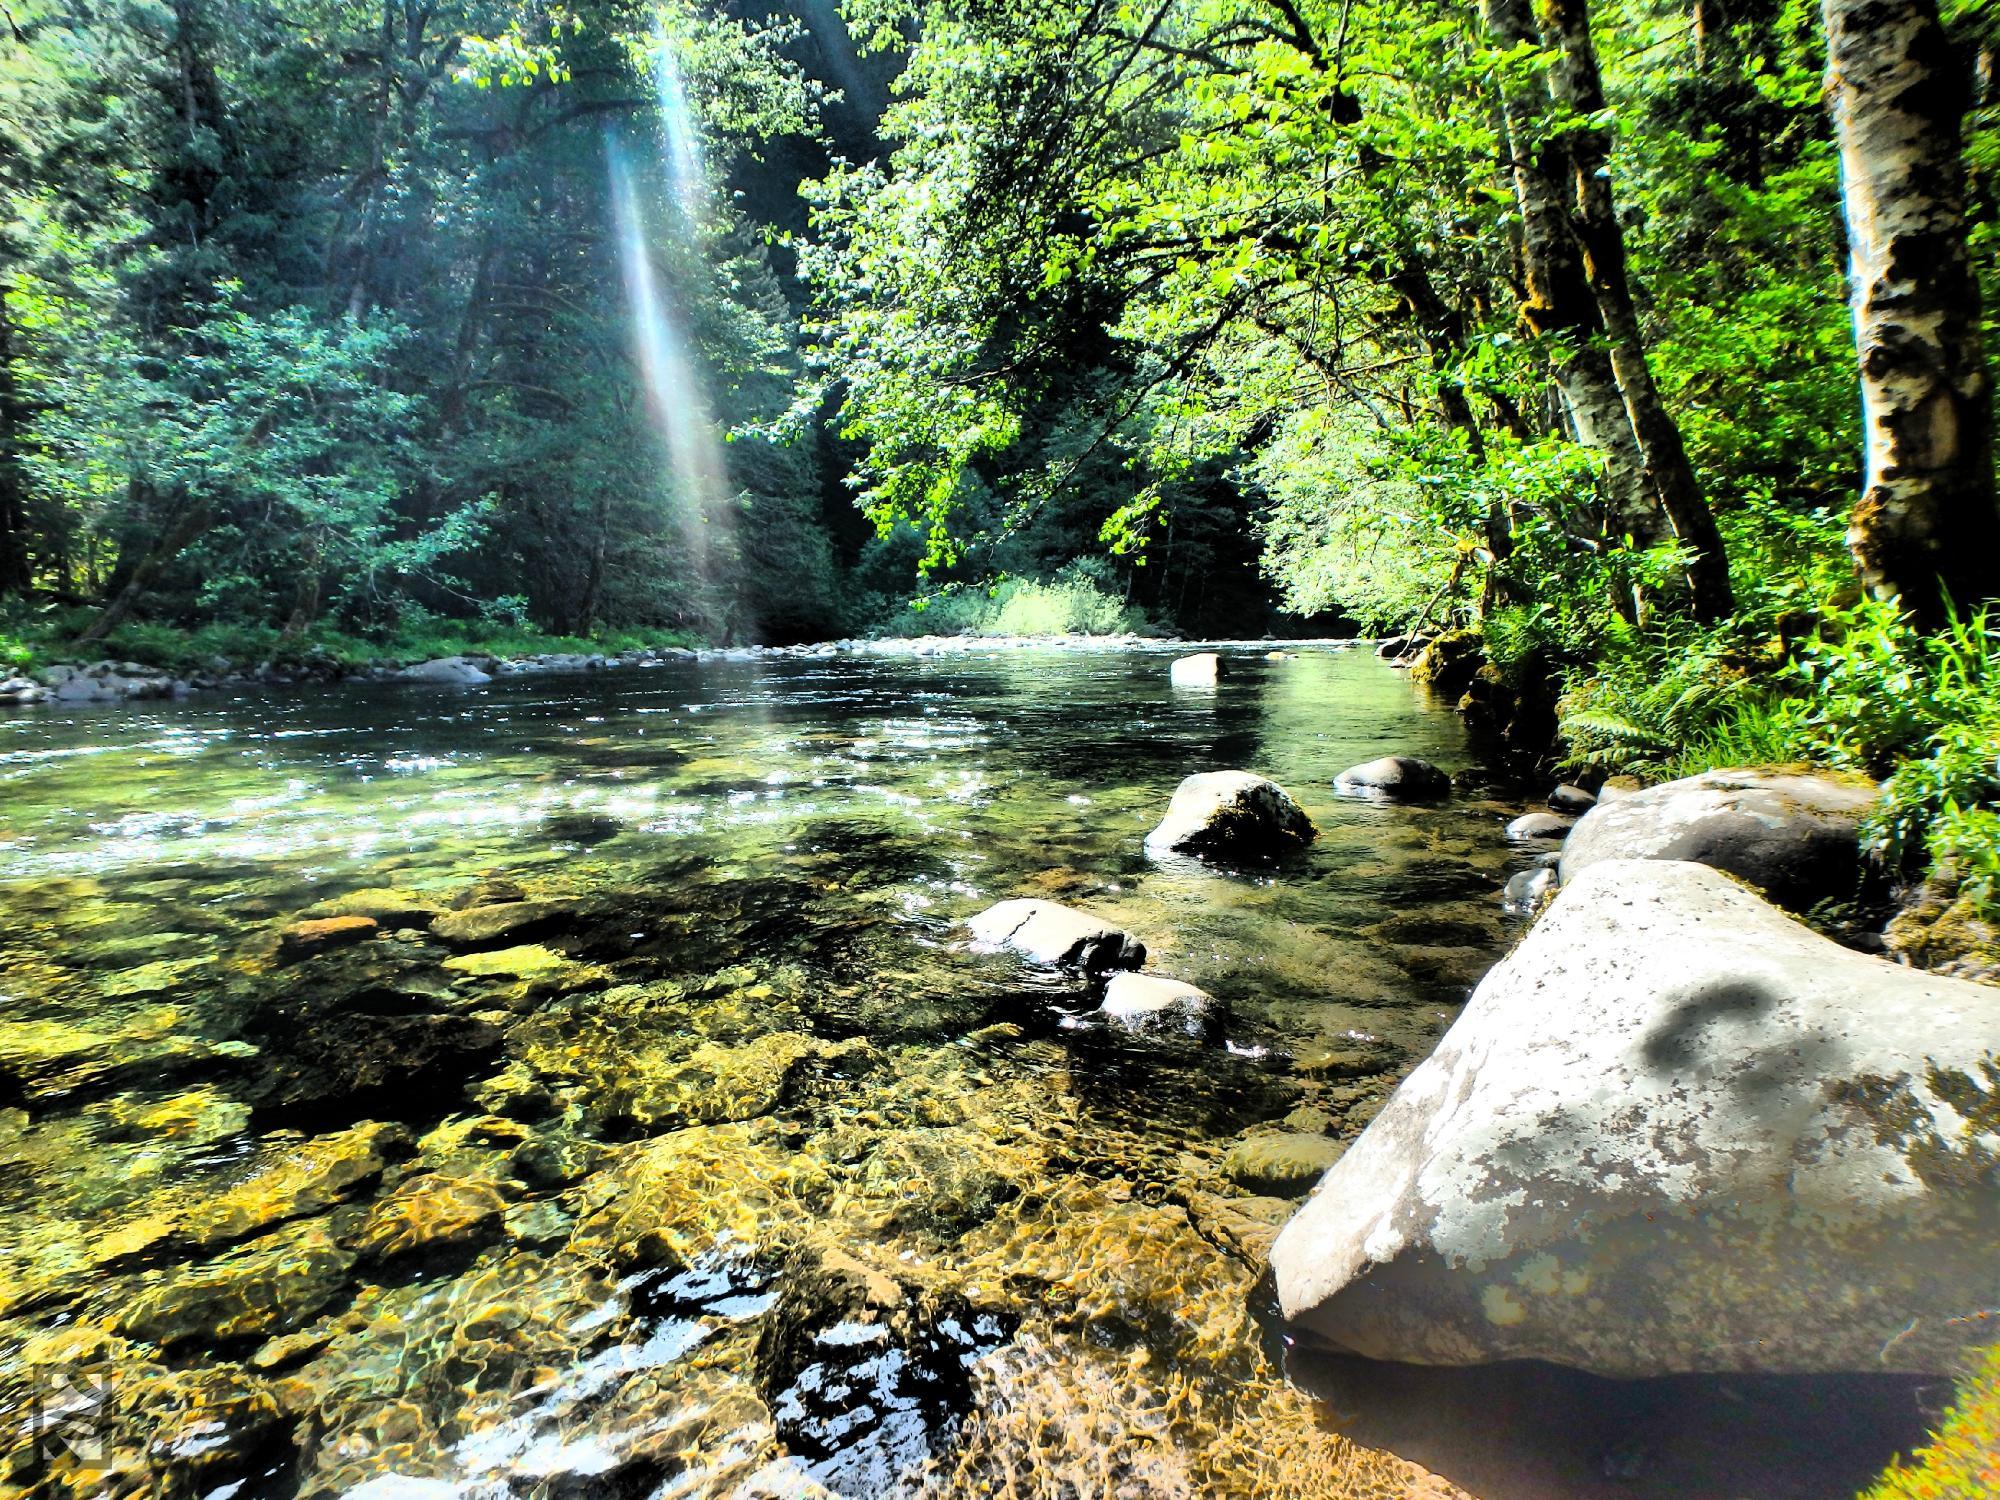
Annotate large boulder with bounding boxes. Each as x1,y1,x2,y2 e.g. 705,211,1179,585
1334,756,1450,803
967,899,1146,972
1143,770,1317,860
1559,766,1876,912
1272,859,2000,1377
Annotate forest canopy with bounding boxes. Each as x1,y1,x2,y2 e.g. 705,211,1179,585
5,0,2000,911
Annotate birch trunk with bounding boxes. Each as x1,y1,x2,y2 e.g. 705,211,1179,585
1823,0,2000,627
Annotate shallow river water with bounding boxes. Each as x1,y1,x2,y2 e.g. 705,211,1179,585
0,645,1933,1499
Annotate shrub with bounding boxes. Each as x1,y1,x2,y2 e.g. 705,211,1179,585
1860,1344,2000,1499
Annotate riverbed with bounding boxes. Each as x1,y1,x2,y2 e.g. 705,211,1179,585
0,645,1933,1498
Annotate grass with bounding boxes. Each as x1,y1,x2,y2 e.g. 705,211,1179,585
1859,1345,2000,1499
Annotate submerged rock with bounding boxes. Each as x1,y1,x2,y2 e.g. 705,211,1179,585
1559,765,1877,912
174,1120,411,1251
1143,770,1316,860
118,1217,355,1347
431,899,570,947
1334,756,1450,802
351,1171,508,1261
304,887,444,928
1222,1132,1347,1197
278,914,379,962
600,1032,871,1134
1273,858,2000,1376
1168,651,1224,687
967,899,1146,972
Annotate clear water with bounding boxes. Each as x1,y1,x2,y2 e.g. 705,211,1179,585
0,646,1928,1498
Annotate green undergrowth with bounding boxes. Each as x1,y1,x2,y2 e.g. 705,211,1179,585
1859,1344,2000,1499
0,605,704,676
1549,597,2000,929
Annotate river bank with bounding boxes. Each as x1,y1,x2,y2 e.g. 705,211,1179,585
0,632,1369,708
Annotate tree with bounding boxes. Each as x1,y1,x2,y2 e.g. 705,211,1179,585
1823,0,2000,628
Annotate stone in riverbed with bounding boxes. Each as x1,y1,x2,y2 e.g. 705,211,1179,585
1547,783,1596,814
1143,770,1316,860
1169,651,1224,687
1272,858,2000,1376
1098,972,1214,1032
304,887,444,928
1334,756,1450,802
1558,765,1876,912
1222,1132,1347,1197
174,1120,412,1250
968,899,1146,972
277,914,378,962
351,1172,508,1261
399,655,491,685
1505,812,1571,841
118,1217,356,1347
431,899,569,947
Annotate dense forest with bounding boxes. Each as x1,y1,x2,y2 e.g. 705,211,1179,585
4,0,2000,914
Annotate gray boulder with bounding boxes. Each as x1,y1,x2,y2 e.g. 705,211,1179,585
401,655,492,686
968,899,1145,973
1559,766,1876,911
1168,651,1224,687
1272,859,2000,1377
1334,756,1450,802
1500,867,1556,914
1144,771,1317,860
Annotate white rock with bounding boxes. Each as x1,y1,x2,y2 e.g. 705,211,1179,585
1168,652,1223,687
1272,858,2000,1376
1505,812,1571,841
1144,771,1316,860
967,899,1146,972
1099,973,1213,1029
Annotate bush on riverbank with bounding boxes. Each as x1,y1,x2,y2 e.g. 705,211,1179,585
871,564,1153,640
0,603,702,677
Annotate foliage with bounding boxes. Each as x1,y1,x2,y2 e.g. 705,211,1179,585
872,560,1151,638
1860,1344,2000,1500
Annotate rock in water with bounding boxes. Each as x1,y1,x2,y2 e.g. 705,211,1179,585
1504,812,1571,842
1168,651,1223,687
1548,783,1597,814
967,899,1146,972
1223,1132,1347,1197
1559,766,1876,912
1334,756,1451,802
277,915,379,962
1099,972,1214,1031
1144,771,1316,860
1271,859,2000,1377
400,655,492,685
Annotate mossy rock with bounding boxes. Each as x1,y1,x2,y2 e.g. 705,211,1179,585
1408,629,1485,699
1222,1132,1347,1196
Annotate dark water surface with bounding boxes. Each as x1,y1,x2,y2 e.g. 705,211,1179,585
0,646,1931,1498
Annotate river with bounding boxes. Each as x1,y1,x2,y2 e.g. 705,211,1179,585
0,644,1929,1498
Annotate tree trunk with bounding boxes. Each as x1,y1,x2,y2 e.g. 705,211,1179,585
1482,0,1657,556
1541,0,1735,621
77,486,211,644
1823,0,2000,627
0,279,32,595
